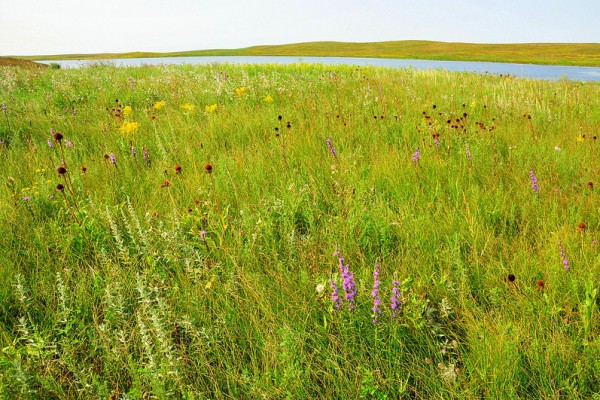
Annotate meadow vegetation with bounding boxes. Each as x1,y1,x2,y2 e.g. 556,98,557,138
0,62,598,398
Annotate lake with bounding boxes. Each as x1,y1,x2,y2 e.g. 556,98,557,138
40,56,600,82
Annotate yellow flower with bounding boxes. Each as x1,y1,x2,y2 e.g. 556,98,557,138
123,106,133,117
180,103,197,113
205,104,218,113
263,95,274,103
470,101,477,109
235,87,247,96
119,121,140,135
577,134,585,142
153,100,166,110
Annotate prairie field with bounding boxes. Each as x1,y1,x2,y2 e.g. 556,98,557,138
0,63,599,399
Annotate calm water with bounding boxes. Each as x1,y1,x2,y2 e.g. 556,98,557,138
40,56,600,82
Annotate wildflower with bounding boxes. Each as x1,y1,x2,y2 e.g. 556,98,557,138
153,100,166,110
119,121,140,135
53,132,63,142
143,146,150,166
325,137,337,161
175,164,182,174
412,147,420,164
23,196,30,202
205,163,213,173
47,139,54,148
200,230,207,242
161,180,170,188
56,184,65,192
65,140,73,148
123,106,133,117
335,249,357,310
263,95,274,103
537,279,545,289
554,146,561,151
588,181,594,190
205,104,217,113
316,284,325,294
530,170,539,194
434,138,440,147
577,134,585,142
109,152,116,166
508,274,516,282
180,103,197,113
391,279,401,318
371,264,382,324
558,242,570,271
81,166,87,174
130,145,136,157
1,102,6,114
235,87,247,96
330,279,342,309
578,222,586,232
56,167,67,175
465,143,472,160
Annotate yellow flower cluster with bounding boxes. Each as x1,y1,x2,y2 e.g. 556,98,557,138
263,95,274,103
123,105,133,117
119,121,140,135
205,104,218,113
235,87,247,96
153,100,166,110
180,103,197,113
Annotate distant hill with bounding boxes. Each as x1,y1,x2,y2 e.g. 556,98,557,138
21,41,600,67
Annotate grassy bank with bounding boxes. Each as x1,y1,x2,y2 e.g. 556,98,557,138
0,57,47,69
0,63,599,398
23,40,600,67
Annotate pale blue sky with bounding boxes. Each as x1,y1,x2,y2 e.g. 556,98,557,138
1,0,599,56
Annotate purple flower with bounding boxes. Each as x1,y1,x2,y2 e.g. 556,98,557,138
412,147,420,164
110,152,116,165
72,108,77,116
325,137,337,161
143,146,150,166
391,279,401,318
335,249,357,310
371,264,382,324
47,139,54,148
530,170,539,194
434,138,440,147
330,279,342,309
65,140,73,148
559,242,570,271
465,143,472,160
200,230,207,242
23,196,30,202
130,145,136,157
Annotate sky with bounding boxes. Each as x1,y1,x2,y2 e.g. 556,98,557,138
1,0,599,56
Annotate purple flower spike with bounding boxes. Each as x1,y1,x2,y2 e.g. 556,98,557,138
336,249,357,310
330,279,342,309
530,170,539,194
412,147,420,164
47,139,54,148
371,264,382,324
326,137,338,161
558,242,570,271
110,152,116,166
130,145,136,157
391,279,401,318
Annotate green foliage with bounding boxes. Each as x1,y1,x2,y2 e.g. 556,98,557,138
0,63,598,398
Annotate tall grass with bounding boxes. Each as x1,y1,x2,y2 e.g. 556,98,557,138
0,62,598,398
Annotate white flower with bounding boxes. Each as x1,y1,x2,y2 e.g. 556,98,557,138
315,284,325,294
555,146,561,151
